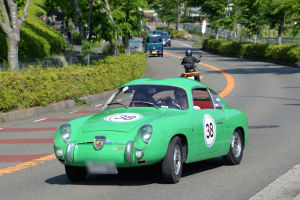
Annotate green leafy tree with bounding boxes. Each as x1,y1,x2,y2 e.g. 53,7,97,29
264,0,297,44
239,0,267,43
0,0,31,72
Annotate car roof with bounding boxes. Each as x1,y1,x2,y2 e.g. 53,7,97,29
122,78,208,91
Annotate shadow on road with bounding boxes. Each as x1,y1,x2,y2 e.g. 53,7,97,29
45,158,224,186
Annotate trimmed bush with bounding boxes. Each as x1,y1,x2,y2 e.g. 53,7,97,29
241,43,270,59
203,39,300,63
265,44,298,62
203,39,224,52
286,46,300,63
218,41,243,55
0,53,147,112
19,27,51,59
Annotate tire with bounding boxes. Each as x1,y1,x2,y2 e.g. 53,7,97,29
161,136,183,183
65,165,87,182
223,129,244,165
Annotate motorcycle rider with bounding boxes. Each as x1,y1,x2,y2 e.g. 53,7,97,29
181,49,201,81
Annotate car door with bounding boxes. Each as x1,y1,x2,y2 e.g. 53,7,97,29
192,88,227,160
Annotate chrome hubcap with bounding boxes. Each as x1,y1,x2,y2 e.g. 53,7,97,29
173,145,181,176
231,132,242,158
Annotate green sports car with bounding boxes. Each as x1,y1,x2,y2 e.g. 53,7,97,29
54,78,248,183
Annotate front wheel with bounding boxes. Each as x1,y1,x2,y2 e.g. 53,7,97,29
161,136,183,183
223,129,244,165
65,165,87,181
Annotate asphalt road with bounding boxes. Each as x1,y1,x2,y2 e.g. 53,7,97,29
0,39,300,200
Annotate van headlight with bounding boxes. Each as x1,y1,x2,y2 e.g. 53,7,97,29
60,124,72,143
140,124,153,144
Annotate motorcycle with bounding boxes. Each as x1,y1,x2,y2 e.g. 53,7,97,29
179,51,203,82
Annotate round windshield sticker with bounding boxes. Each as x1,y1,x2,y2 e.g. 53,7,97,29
203,114,217,147
104,113,143,122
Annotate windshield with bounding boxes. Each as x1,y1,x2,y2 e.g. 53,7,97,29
146,36,162,43
104,85,188,110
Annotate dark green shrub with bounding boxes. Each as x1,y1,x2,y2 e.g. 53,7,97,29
0,53,147,112
265,43,298,62
24,22,64,54
0,31,7,62
203,39,224,53
241,43,270,59
71,30,81,45
19,27,51,59
218,41,243,55
286,46,300,63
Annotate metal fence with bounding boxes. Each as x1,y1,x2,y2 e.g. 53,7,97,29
183,23,300,44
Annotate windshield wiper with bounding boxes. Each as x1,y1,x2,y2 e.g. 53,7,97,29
131,101,159,109
107,102,128,109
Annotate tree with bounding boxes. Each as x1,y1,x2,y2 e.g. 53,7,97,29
264,0,296,44
201,0,228,39
0,0,31,72
239,0,267,43
149,0,185,32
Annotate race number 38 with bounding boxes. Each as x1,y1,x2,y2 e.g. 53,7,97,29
203,114,216,147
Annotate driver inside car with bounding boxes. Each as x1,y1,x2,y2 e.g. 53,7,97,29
174,89,188,109
131,89,155,107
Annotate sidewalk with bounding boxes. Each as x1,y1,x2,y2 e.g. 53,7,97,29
250,165,300,200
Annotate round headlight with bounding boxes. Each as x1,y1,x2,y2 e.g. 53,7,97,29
60,124,72,143
140,125,153,144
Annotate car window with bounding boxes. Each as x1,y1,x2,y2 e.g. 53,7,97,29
104,85,188,110
146,36,162,43
208,89,223,109
192,88,213,109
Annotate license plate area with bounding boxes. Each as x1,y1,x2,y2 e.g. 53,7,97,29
152,51,157,54
86,162,118,174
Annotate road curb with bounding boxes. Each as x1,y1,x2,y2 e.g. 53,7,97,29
249,164,300,200
0,90,114,123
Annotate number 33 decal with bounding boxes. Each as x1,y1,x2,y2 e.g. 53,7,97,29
203,114,216,147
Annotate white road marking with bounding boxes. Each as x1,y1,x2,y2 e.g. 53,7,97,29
0,128,3,130
70,111,77,114
33,118,47,122
95,104,102,107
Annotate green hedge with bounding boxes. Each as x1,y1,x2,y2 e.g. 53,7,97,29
19,27,51,59
218,41,243,55
203,39,300,63
241,43,270,59
265,44,298,62
0,53,147,112
203,39,224,52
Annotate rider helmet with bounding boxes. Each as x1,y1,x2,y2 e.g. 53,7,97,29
186,49,192,56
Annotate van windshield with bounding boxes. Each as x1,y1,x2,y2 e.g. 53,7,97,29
147,36,162,43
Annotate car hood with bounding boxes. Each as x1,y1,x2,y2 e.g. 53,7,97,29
80,108,166,133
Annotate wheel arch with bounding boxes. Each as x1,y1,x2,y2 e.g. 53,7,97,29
235,126,245,147
170,134,188,163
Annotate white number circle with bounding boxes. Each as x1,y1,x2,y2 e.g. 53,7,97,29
203,114,216,147
104,113,143,122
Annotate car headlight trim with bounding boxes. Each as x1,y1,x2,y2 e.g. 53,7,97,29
140,124,153,144
60,124,72,143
